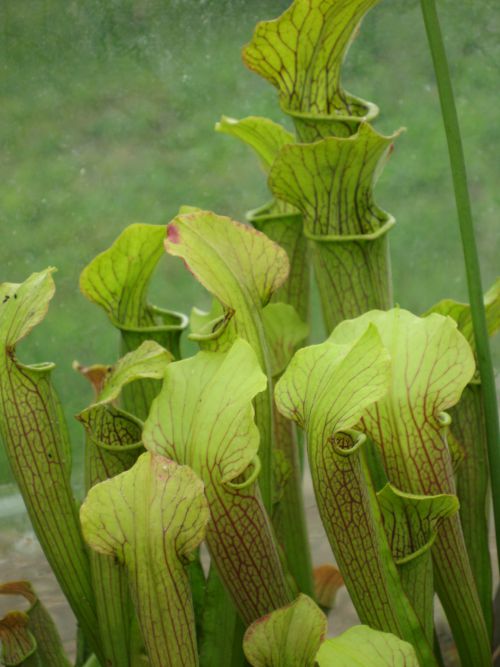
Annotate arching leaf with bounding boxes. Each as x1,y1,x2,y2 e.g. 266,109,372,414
80,223,166,328
80,223,187,418
316,625,418,667
275,325,437,665
216,116,295,172
143,339,292,624
0,270,100,659
275,324,389,434
166,211,289,314
243,594,326,667
165,209,289,509
81,453,208,667
97,340,172,405
329,309,490,665
329,309,475,493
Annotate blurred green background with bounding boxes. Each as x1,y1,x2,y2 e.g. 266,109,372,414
0,0,498,492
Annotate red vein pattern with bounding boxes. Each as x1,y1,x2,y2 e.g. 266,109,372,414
242,0,380,130
275,326,437,665
243,594,326,666
269,124,397,332
377,485,458,643
0,612,36,665
143,340,293,625
165,211,290,510
80,223,186,419
0,581,70,667
81,454,207,667
316,624,419,665
0,271,101,659
423,281,499,633
331,309,491,665
79,404,144,667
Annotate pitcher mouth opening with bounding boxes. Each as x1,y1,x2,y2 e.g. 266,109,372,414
114,306,189,335
246,200,302,225
281,96,379,126
304,213,396,243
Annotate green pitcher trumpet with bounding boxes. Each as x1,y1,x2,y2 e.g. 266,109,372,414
164,210,289,511
269,123,399,333
81,453,208,667
243,0,381,141
0,270,101,662
80,223,188,419
143,339,293,624
329,308,491,666
275,324,436,665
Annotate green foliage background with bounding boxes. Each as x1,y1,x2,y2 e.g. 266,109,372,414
0,0,498,489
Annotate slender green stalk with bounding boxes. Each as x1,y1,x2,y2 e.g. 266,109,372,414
419,0,500,571
199,567,245,667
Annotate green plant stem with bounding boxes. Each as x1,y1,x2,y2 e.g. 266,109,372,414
420,0,500,572
75,628,89,667
80,657,100,667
